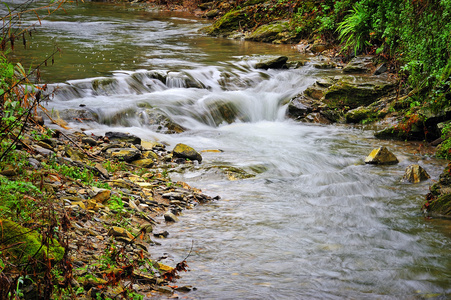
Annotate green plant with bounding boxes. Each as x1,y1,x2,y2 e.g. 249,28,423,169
0,176,41,222
337,2,372,55
437,123,451,160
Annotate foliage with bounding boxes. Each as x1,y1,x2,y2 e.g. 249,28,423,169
437,123,451,160
0,176,41,223
336,2,371,55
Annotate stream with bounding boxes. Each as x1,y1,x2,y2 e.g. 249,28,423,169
6,1,451,299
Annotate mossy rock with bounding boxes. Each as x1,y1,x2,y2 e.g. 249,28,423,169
427,194,451,217
246,21,289,43
345,106,386,123
0,219,64,268
323,77,395,109
91,78,118,94
201,7,254,37
304,85,326,100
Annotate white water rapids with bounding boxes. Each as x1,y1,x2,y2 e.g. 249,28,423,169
7,1,451,298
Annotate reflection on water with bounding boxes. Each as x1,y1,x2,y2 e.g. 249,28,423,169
6,1,303,82
5,1,451,298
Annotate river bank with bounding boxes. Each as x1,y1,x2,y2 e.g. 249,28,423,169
1,114,221,298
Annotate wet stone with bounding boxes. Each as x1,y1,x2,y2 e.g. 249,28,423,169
82,137,97,146
403,164,430,183
106,148,141,162
164,212,179,222
105,131,141,145
365,146,399,165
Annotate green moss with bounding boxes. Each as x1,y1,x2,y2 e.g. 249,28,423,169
247,21,289,42
203,7,254,36
428,194,451,217
323,80,394,109
92,78,117,91
0,219,64,267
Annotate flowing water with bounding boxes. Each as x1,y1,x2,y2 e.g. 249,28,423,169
6,1,451,299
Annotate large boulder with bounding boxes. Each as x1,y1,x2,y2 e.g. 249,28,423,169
172,143,203,163
323,76,395,109
287,76,395,123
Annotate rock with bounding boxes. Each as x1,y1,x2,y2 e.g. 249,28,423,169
0,165,17,176
322,76,395,109
201,6,254,37
37,140,54,151
87,199,104,211
81,137,97,146
246,21,290,43
130,159,154,168
402,165,430,183
255,56,288,70
28,158,41,169
108,227,135,240
423,163,451,217
105,132,141,145
128,199,142,212
205,9,219,18
91,189,111,203
0,219,64,267
65,146,87,161
153,231,169,238
106,148,141,162
364,146,399,165
345,107,369,123
155,286,174,294
32,145,54,157
374,63,388,75
94,163,109,179
313,62,336,69
164,212,179,222
343,56,374,73
138,108,185,134
310,43,332,54
172,143,202,163
140,224,153,233
304,113,332,124
198,1,214,10
142,150,158,160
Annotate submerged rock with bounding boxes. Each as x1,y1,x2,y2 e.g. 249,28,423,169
364,146,399,165
402,164,430,183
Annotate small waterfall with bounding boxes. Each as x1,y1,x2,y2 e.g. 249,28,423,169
47,63,316,131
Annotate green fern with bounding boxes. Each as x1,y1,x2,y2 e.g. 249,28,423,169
337,2,371,55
